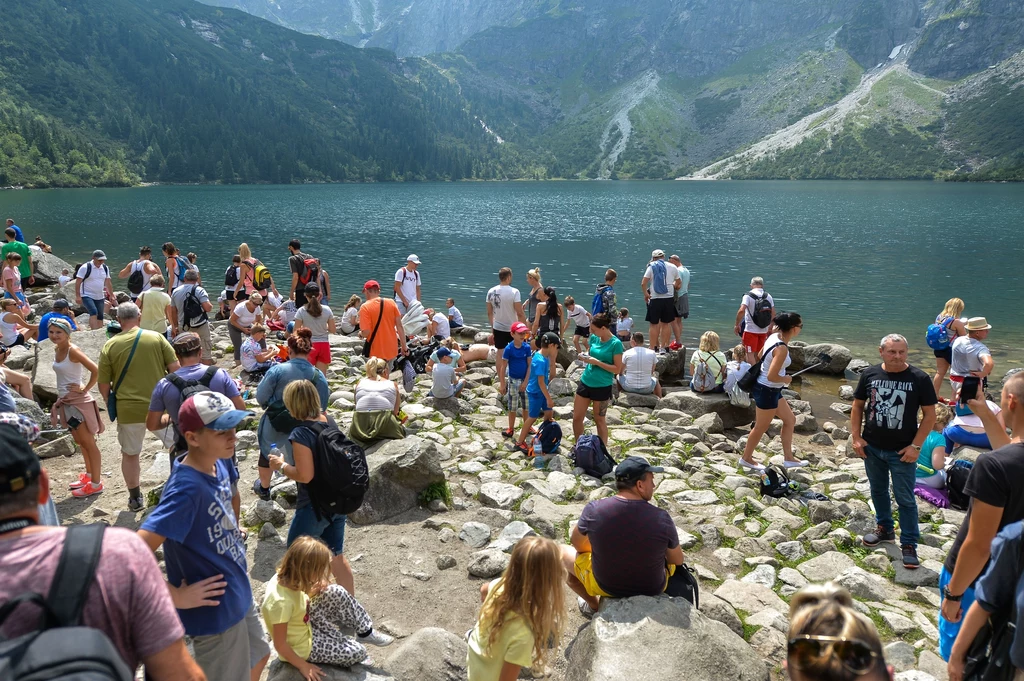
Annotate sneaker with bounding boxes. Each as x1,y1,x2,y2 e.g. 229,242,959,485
71,481,103,498
513,442,530,456
669,341,682,351
360,656,376,668
359,630,395,647
127,496,144,512
69,472,91,490
502,428,514,439
577,596,596,620
252,478,270,501
862,525,896,547
901,544,920,569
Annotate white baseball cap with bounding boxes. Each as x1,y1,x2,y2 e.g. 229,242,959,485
407,254,421,265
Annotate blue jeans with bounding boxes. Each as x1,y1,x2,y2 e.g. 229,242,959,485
80,296,105,321
286,504,347,556
938,565,977,660
944,425,991,454
863,444,919,546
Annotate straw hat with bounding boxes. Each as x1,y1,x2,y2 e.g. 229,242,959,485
966,317,992,331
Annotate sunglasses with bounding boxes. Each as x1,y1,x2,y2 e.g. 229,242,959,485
788,635,880,675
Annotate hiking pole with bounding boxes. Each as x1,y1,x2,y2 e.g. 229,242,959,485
789,353,833,377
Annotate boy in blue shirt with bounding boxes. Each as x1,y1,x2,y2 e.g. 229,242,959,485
37,299,79,342
139,392,270,681
516,331,560,455
502,322,533,440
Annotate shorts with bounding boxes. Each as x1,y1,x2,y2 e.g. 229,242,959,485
116,422,147,456
2,333,26,348
933,346,953,363
574,326,591,338
752,383,783,411
573,552,675,598
618,375,656,395
20,276,32,289
576,382,613,402
308,341,332,366
81,297,106,321
506,377,527,412
4,290,28,308
287,503,347,555
644,297,677,324
493,329,513,350
191,604,270,681
742,331,768,355
188,322,213,362
527,391,550,419
675,292,690,320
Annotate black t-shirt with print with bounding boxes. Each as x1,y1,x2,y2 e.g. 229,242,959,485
944,443,1024,574
853,364,937,451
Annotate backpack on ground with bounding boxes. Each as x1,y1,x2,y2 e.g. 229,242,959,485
536,420,562,454
947,459,975,511
664,564,700,608
182,285,208,329
571,434,616,478
759,464,795,498
0,524,133,680
747,291,773,329
692,354,720,392
926,317,955,351
304,421,370,520
126,262,145,295
298,258,320,287
249,259,272,291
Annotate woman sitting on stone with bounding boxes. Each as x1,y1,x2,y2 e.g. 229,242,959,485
943,382,1005,453
689,330,728,393
349,357,406,444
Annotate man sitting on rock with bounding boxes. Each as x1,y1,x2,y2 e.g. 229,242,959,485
562,456,683,616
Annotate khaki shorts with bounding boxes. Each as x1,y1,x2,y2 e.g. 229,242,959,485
116,422,147,456
190,605,270,681
190,322,214,362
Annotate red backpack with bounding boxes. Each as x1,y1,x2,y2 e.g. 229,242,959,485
298,258,320,286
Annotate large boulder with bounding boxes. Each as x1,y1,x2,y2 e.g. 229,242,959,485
347,436,445,525
655,347,688,380
659,390,755,429
30,250,74,287
33,328,110,402
565,596,769,681
267,659,393,681
788,342,852,376
385,627,468,681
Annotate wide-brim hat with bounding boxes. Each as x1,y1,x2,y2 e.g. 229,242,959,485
966,317,992,331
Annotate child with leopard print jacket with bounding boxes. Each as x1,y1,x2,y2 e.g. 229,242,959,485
261,537,393,676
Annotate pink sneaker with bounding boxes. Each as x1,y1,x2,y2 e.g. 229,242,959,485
68,472,91,490
71,481,103,498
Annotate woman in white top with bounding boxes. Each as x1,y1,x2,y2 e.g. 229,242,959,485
292,283,336,373
340,295,361,335
740,312,806,472
350,357,406,444
0,298,37,346
229,292,264,366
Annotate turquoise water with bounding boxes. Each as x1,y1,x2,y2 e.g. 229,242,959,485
1,180,1022,367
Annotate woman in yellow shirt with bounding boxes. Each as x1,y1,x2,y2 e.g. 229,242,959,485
261,537,393,680
468,536,567,681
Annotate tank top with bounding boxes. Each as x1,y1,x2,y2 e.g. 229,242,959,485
936,314,957,341
526,288,540,323
355,378,397,412
132,260,153,292
0,312,20,345
53,348,84,397
242,258,261,293
757,333,791,389
537,302,560,334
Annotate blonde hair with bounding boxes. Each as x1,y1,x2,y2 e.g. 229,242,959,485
527,267,542,285
478,536,566,673
249,292,264,305
698,331,720,353
732,344,746,361
934,402,954,429
238,243,252,261
940,298,964,319
283,380,322,421
0,298,18,310
365,357,388,380
277,536,332,594
344,295,361,311
788,584,885,681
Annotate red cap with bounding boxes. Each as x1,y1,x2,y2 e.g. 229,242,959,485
511,322,529,334
363,280,380,291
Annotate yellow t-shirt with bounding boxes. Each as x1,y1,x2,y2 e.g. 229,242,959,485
260,575,312,660
467,580,535,681
138,289,172,333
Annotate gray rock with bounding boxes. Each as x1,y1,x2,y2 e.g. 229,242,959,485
895,674,939,681
788,343,852,375
35,435,76,459
617,392,659,408
437,528,455,543
32,251,74,286
778,567,808,589
917,650,949,681
714,580,788,614
244,500,287,527
807,500,844,524
271,480,298,504
33,328,109,401
468,549,510,578
478,482,524,510
794,414,818,434
893,561,941,587
348,437,445,525
675,489,719,505
749,626,787,665
699,593,744,637
776,541,805,562
489,521,533,553
833,427,851,440
838,385,856,401
694,412,724,434
564,596,769,681
659,390,755,429
459,522,492,549
436,554,457,570
885,641,918,673
741,564,777,589
15,398,49,429
385,627,467,681
830,402,854,415
796,552,855,582
879,610,916,635
835,567,891,602
267,660,393,681
809,432,834,446
258,523,280,540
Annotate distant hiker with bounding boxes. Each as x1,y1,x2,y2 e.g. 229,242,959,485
668,254,690,350
486,267,526,397
2,226,33,289
426,307,451,340
0,298,36,347
317,260,331,304
502,322,532,440
74,250,114,330
350,357,405,445
162,242,192,291
734,276,775,363
562,295,592,354
525,268,542,325
394,254,422,315
229,293,265,367
950,317,994,401
930,297,967,397
118,245,161,299
288,239,318,308
531,286,562,337
57,267,71,287
430,347,465,399
237,242,278,300
641,249,681,354
137,274,173,335
33,234,51,252
689,330,727,394
447,297,464,330
340,295,362,335
616,307,633,342
515,331,560,455
572,313,623,447
593,268,619,336
3,253,32,317
4,218,24,243
185,252,201,284
169,268,214,365
241,324,278,378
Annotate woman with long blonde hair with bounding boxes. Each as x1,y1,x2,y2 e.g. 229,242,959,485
468,535,567,680
932,297,967,397
525,268,542,325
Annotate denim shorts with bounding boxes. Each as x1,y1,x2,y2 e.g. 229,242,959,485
287,503,347,555
752,383,783,410
527,391,550,419
80,297,105,321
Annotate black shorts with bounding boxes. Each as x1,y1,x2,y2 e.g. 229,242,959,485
933,346,953,363
576,382,613,402
493,329,513,349
574,326,591,338
645,297,677,324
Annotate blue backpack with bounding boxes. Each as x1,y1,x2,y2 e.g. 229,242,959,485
571,434,616,478
926,317,954,350
591,285,615,316
537,420,562,454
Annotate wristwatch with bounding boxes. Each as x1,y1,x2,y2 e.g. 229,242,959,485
911,444,922,452
943,586,963,602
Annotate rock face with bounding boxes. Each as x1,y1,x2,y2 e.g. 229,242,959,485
659,390,755,429
348,436,445,525
564,596,769,681
267,659,394,681
31,251,75,286
385,627,468,681
788,343,852,375
33,328,110,402
909,0,1024,80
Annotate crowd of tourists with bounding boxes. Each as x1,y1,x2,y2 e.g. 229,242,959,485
0,220,1020,681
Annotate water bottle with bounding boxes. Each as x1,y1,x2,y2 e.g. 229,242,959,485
270,443,284,479
532,436,543,458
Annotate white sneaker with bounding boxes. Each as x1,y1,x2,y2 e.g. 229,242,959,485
577,596,596,620
360,630,395,647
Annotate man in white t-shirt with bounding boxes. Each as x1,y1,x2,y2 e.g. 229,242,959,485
75,250,114,330
426,308,451,339
486,267,525,396
733,276,775,362
641,249,681,354
394,254,421,315
618,332,661,397
950,317,994,399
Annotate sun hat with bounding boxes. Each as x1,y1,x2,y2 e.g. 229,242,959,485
178,391,254,434
407,254,421,265
651,249,665,259
615,455,664,482
966,317,992,331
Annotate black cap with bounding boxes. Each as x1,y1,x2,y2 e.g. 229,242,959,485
0,424,40,495
52,299,70,310
540,331,561,348
614,455,664,481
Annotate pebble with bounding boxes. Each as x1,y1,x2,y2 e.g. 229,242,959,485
436,555,457,570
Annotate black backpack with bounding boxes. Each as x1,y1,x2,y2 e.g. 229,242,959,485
736,342,786,394
748,291,773,329
167,367,220,452
224,264,239,288
0,524,133,680
126,263,145,295
571,434,616,478
182,285,209,329
947,460,974,511
759,464,795,498
304,421,369,520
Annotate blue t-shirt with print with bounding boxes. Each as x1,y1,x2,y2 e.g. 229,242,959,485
503,341,532,380
140,456,249,637
526,352,550,395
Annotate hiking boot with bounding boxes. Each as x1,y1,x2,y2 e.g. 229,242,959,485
252,478,271,502
359,630,395,647
862,525,896,547
501,428,514,439
127,496,144,512
901,544,920,569
71,481,103,498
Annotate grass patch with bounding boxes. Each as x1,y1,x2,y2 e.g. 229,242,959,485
418,481,453,507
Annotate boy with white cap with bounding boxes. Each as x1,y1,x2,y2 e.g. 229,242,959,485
394,254,421,314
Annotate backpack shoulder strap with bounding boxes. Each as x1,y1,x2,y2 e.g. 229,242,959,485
166,372,187,390
46,524,105,627
200,366,219,387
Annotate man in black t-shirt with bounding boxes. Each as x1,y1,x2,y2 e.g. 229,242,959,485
936,373,1022,660
287,238,314,308
851,334,937,569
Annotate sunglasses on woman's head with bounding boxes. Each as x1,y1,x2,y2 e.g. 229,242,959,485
788,635,880,675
